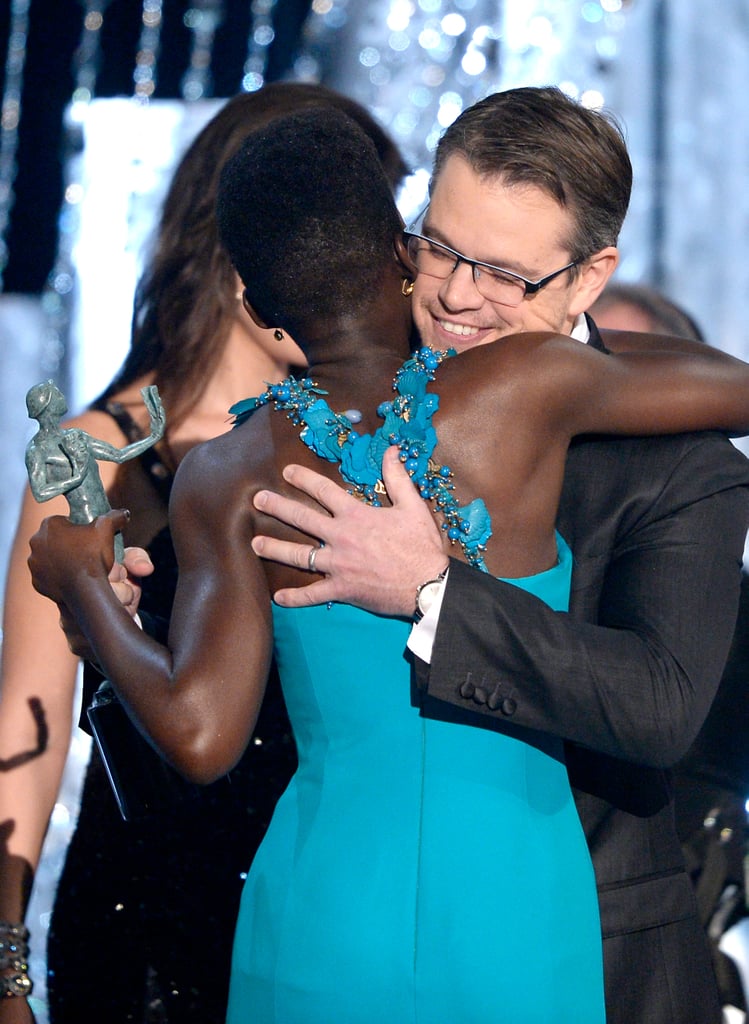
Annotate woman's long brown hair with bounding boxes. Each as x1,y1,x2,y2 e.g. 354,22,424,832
97,83,407,433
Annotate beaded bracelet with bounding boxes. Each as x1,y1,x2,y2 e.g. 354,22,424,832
0,971,33,998
0,923,33,998
0,953,28,971
0,934,29,965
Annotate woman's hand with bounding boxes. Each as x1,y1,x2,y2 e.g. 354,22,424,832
28,509,127,607
252,447,448,616
27,511,151,659
56,554,145,660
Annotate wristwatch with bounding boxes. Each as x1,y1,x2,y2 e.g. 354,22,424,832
414,568,448,622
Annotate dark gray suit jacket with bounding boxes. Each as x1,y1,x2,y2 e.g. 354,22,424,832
414,319,749,1023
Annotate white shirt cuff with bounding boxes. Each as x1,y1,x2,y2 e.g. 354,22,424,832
406,569,449,664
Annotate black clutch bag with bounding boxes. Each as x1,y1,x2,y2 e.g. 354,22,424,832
87,680,207,822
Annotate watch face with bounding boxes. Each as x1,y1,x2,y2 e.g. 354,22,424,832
417,580,443,616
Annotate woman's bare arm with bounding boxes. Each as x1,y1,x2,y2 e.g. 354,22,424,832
0,405,149,1010
0,485,80,923
600,327,708,356
501,332,749,440
28,439,272,785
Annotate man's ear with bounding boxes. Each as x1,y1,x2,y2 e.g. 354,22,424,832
241,290,271,330
569,246,619,318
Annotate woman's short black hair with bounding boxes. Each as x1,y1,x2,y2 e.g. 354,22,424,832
217,106,403,335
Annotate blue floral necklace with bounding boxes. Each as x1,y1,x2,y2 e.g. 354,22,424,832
230,346,492,571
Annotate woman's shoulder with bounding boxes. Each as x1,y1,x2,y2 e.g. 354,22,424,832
63,407,128,444
66,376,157,443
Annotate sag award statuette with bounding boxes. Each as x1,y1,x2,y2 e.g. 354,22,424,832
24,380,201,820
25,380,165,562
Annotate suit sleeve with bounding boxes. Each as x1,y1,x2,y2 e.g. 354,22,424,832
417,434,749,769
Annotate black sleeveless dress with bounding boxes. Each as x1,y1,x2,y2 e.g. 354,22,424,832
46,402,297,1024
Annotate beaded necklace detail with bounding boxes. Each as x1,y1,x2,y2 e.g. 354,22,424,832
230,347,492,570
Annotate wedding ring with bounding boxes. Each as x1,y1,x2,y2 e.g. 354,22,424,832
308,546,320,573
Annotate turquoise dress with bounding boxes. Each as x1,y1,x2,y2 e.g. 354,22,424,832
227,353,605,1021
226,536,605,1023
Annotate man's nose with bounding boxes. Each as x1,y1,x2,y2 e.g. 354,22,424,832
438,258,483,309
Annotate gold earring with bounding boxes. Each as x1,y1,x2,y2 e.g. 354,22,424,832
274,329,284,341
401,278,414,296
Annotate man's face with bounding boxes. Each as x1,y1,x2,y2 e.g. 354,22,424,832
411,154,600,352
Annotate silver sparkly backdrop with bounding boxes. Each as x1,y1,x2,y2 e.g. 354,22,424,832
606,0,749,358
660,2,749,360
2,1,749,1019
299,0,635,217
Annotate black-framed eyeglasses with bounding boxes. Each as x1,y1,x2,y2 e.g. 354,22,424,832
403,207,578,308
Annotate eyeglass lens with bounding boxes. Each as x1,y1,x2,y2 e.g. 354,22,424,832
406,235,528,306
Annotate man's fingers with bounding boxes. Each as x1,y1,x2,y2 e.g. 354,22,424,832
381,446,424,508
281,464,355,514
251,528,335,604
253,488,332,539
273,579,336,608
252,535,326,573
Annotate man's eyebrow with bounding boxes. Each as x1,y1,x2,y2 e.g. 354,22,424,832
421,219,530,276
420,218,454,249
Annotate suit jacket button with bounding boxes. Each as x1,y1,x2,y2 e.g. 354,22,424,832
501,697,517,716
459,680,475,699
472,686,488,705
